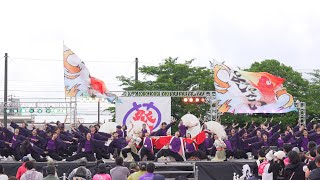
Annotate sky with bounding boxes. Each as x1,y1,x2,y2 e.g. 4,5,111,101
0,0,319,122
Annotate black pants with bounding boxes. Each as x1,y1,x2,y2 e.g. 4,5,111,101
225,150,233,159
140,147,155,161
95,147,109,160
11,147,22,161
121,148,140,162
31,152,47,162
66,151,96,162
156,149,184,162
48,150,63,161
185,150,207,160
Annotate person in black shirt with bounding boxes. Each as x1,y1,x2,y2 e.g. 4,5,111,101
308,155,320,180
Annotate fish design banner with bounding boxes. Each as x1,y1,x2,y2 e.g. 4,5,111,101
63,45,118,103
213,62,296,114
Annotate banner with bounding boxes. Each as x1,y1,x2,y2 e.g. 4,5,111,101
214,62,296,114
63,45,117,102
116,97,171,135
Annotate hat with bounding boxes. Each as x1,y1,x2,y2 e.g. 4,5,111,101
292,147,300,153
116,125,122,129
274,151,286,160
153,174,165,180
22,156,29,162
266,150,274,161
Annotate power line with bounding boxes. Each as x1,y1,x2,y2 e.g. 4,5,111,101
11,57,135,64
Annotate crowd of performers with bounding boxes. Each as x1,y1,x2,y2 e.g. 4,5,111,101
0,117,319,163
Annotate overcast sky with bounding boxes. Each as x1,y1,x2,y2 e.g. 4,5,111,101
0,1,319,121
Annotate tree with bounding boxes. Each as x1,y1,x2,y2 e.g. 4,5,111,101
307,69,320,118
116,57,215,131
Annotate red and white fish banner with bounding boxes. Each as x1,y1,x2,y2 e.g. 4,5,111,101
116,97,171,136
63,45,117,102
214,61,296,114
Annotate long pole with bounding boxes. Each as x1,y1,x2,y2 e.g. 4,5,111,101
135,57,138,82
98,100,100,124
4,53,8,127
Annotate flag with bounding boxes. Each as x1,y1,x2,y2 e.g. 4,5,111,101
213,61,296,114
63,45,118,103
152,136,172,149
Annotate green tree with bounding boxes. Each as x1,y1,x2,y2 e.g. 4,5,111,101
307,69,320,118
116,57,215,131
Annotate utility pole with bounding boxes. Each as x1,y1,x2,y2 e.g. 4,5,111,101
3,53,8,127
135,57,138,83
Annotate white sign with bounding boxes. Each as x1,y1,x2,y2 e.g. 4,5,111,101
116,97,171,136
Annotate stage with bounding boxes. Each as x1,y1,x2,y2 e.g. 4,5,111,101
0,159,256,180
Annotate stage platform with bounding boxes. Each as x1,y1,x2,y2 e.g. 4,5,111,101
0,159,256,180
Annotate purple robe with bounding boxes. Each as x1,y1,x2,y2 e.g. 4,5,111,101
225,140,232,151
169,137,181,153
300,137,309,151
179,125,187,137
117,130,124,138
142,129,148,136
143,137,152,151
84,140,92,152
277,139,284,148
47,139,56,151
205,138,213,149
185,142,195,153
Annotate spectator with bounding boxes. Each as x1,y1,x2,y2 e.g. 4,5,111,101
128,162,147,180
307,145,320,172
72,167,87,180
20,161,43,180
68,160,92,180
92,164,112,180
284,151,305,180
0,164,8,180
153,174,165,180
268,151,285,180
92,160,104,176
138,162,155,180
16,156,29,180
43,166,58,180
129,163,139,174
307,155,320,180
110,157,130,180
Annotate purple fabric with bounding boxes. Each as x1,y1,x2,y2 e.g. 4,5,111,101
205,138,213,149
277,139,284,148
179,125,187,137
185,142,195,153
143,137,152,151
138,173,154,180
117,130,124,138
47,139,56,150
84,140,92,152
11,135,18,149
169,137,181,153
301,137,309,151
225,140,232,151
142,129,148,136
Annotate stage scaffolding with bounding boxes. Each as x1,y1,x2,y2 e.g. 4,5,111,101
1,91,306,126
